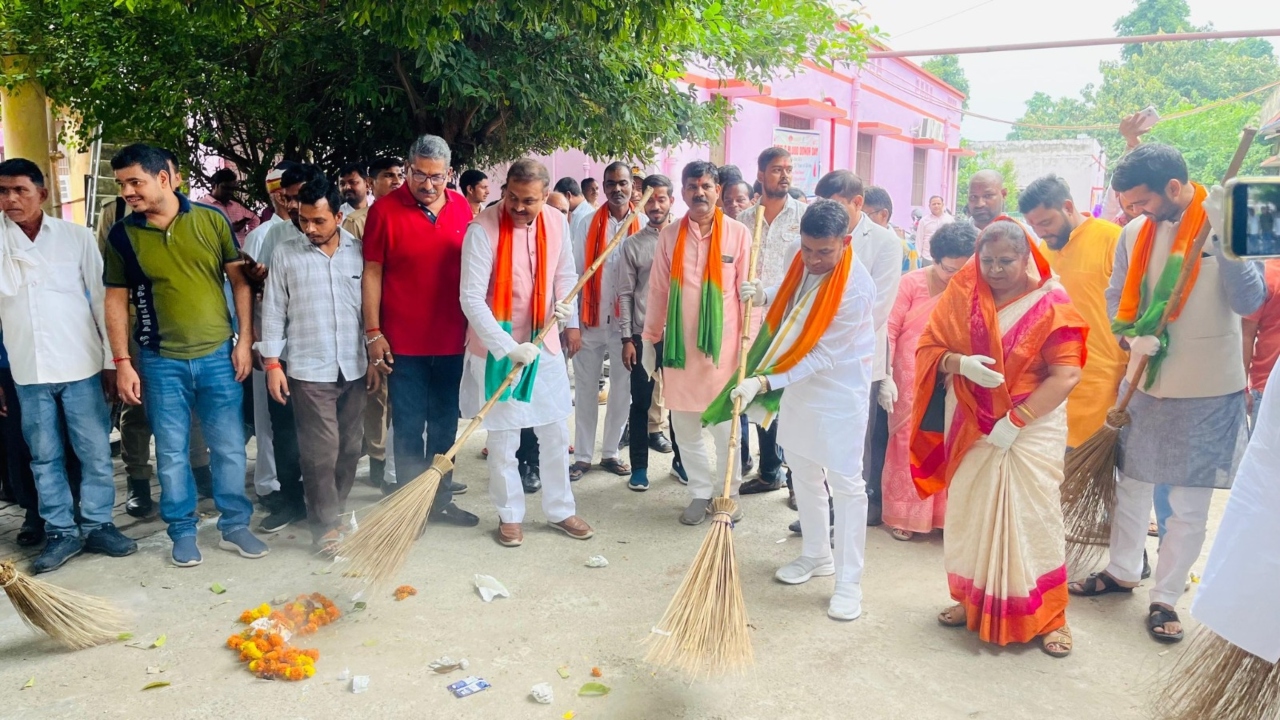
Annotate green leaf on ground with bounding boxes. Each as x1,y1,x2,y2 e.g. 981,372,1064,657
22,677,34,689
210,583,226,594
151,635,167,648
577,682,610,697
141,681,170,690
117,632,134,641
557,666,570,679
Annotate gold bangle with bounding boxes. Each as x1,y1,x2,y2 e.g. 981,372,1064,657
1015,404,1037,421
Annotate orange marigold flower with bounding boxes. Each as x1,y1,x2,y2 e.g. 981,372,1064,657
302,648,320,661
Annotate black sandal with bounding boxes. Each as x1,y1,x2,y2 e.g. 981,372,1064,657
600,458,631,476
1147,603,1184,643
569,462,591,482
1068,572,1136,597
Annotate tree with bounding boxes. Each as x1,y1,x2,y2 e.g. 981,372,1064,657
921,55,969,108
1008,0,1277,183
0,0,873,200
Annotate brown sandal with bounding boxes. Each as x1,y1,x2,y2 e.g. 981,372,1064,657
1041,625,1073,658
569,462,591,482
937,603,967,627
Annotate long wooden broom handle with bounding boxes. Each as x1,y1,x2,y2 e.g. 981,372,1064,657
1115,127,1257,411
721,205,768,498
444,186,657,461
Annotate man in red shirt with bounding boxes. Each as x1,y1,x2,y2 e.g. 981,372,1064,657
1244,258,1280,427
362,135,477,526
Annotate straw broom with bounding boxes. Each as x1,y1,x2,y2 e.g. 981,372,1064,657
645,203,765,676
1154,628,1280,720
1061,128,1257,571
337,187,655,588
0,560,129,650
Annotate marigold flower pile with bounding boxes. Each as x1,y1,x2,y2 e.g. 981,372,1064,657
225,593,341,681
393,585,417,601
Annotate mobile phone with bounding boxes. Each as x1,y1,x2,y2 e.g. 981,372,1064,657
1225,177,1280,259
1134,106,1160,132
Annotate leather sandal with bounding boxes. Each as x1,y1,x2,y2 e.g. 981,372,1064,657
1068,572,1135,597
1041,625,1073,658
937,604,967,627
1147,603,1184,643
600,458,631,476
569,462,591,482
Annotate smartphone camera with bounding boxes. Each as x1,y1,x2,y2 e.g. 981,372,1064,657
1226,177,1280,259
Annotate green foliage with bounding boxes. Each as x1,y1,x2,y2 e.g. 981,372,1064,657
957,143,1020,216
1009,0,1277,184
921,55,969,108
0,0,872,200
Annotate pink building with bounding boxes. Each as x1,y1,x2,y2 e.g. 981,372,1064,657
518,49,967,227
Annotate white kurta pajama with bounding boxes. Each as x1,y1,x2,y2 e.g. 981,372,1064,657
459,205,578,525
760,250,877,583
570,207,633,465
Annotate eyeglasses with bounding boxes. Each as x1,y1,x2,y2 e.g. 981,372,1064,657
409,170,448,185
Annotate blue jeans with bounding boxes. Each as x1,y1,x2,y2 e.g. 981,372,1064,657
14,375,115,535
137,340,252,540
387,354,463,509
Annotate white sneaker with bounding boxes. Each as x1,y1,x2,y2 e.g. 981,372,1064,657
774,556,835,585
828,581,863,621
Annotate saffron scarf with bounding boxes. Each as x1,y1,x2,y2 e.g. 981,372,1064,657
663,209,725,369
1110,182,1208,389
581,205,640,328
701,244,853,426
486,210,548,403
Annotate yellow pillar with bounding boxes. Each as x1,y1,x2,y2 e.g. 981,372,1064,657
1,54,55,213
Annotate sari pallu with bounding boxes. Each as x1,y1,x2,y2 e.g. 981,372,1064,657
911,231,1087,645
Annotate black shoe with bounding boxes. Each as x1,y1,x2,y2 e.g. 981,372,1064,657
447,481,468,496
259,490,285,514
16,518,45,547
193,465,214,499
1141,550,1151,580
367,458,386,488
125,477,153,518
866,503,883,527
32,532,84,574
740,471,786,495
789,519,802,535
259,504,306,533
648,432,673,454
521,463,542,494
84,524,139,557
429,502,480,527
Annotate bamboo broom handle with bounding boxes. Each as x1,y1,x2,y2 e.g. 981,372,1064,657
1114,127,1257,411
444,187,656,460
721,205,768,498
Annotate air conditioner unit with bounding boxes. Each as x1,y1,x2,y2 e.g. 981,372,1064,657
916,117,945,142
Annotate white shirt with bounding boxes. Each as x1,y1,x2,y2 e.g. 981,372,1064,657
917,211,955,259
570,201,594,228
736,197,805,289
850,213,903,382
570,205,631,335
242,213,284,261
258,229,366,383
0,214,111,385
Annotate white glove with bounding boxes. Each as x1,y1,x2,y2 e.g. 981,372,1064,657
1204,184,1225,238
506,342,540,366
739,279,766,305
878,377,898,413
553,301,573,323
1128,335,1161,357
986,414,1021,450
641,340,657,379
957,354,1004,389
731,376,764,407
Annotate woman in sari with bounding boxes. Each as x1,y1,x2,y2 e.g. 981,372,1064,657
911,218,1087,658
882,222,977,540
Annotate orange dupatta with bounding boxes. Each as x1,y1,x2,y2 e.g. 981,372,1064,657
581,205,640,327
909,218,1088,498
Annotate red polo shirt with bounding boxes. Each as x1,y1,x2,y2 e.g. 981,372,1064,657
363,184,472,356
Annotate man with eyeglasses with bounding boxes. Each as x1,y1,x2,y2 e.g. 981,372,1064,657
362,135,478,527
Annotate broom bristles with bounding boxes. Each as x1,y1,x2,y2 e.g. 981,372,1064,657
1061,410,1127,572
335,454,450,587
1154,627,1280,720
645,497,752,677
0,560,129,650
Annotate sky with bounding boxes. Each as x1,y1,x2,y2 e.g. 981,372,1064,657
861,0,1280,141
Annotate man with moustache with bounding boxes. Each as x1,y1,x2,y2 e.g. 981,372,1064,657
582,177,601,208
568,162,637,481
967,170,1007,231
337,163,372,238
642,161,752,525
368,157,405,200
459,159,592,547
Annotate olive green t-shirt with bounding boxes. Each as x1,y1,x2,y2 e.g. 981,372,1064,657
104,193,240,359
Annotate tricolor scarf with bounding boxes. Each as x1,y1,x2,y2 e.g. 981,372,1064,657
663,209,725,369
701,244,854,426
1110,182,1208,389
581,205,640,328
486,210,548,403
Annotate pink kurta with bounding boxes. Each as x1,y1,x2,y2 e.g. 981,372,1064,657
882,268,947,533
642,214,752,413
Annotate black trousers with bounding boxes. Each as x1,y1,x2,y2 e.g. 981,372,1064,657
627,337,658,471
863,380,890,508
267,388,305,509
756,420,783,476
516,428,539,469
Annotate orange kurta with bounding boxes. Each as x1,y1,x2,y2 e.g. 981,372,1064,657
1041,217,1127,447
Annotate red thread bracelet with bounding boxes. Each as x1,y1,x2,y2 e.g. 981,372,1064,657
365,327,381,334
112,357,131,364
265,362,283,372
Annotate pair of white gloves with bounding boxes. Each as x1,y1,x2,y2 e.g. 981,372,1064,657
948,353,1024,451
503,301,575,366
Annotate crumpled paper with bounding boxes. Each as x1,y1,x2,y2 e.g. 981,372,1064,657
430,656,470,674
585,555,609,568
474,574,510,602
530,682,554,704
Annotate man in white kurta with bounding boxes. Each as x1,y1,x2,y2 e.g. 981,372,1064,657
569,162,636,480
734,199,877,620
459,159,595,548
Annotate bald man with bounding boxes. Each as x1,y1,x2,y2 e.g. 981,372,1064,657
547,191,571,216
966,170,1007,231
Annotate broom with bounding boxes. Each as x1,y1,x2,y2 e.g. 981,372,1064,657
0,560,129,650
1061,128,1257,571
645,202,765,676
1154,628,1280,720
337,187,655,587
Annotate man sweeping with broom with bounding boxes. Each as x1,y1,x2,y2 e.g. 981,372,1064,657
458,158,594,548
710,199,877,620
1068,143,1266,644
